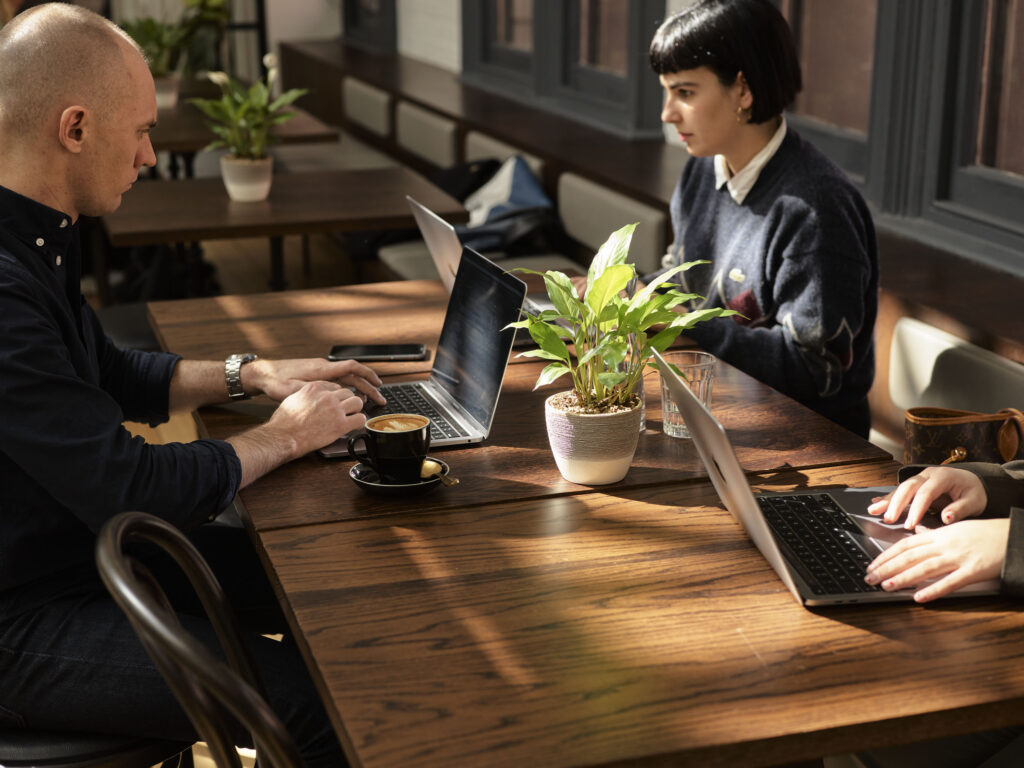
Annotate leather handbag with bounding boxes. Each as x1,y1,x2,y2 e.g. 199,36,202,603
904,407,1024,465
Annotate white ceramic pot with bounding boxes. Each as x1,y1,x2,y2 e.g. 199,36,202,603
220,155,274,202
544,392,642,485
153,74,180,110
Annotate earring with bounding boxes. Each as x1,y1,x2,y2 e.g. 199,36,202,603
736,105,748,124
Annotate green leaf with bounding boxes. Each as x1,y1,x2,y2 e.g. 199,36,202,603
588,222,637,282
268,88,309,112
517,348,567,363
528,321,571,361
646,325,684,352
673,307,744,329
543,271,581,320
596,370,628,389
535,362,571,389
585,263,633,318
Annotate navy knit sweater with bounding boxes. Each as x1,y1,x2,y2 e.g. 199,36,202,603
654,128,878,436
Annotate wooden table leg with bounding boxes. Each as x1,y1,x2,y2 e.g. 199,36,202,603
269,235,286,291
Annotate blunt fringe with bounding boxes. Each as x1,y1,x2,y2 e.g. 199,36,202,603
649,0,802,124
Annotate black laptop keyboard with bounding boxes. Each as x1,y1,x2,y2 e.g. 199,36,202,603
757,493,883,596
377,383,469,441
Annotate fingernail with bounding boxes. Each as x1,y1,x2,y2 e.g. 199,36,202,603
865,572,878,585
942,512,952,523
883,580,895,591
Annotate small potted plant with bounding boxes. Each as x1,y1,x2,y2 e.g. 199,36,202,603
509,223,738,485
121,16,186,108
188,53,308,202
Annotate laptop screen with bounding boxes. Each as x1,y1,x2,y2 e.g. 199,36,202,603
408,195,461,294
431,247,526,430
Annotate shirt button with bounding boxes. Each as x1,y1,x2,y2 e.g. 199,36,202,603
55,256,62,267
35,237,44,247
59,219,68,228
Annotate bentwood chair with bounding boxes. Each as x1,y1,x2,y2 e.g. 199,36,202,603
95,512,304,768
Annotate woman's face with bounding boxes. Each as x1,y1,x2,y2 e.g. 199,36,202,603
659,67,748,158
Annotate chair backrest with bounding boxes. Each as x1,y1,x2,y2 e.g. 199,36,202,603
889,317,1024,412
395,101,457,167
95,512,305,768
342,77,392,137
556,173,666,274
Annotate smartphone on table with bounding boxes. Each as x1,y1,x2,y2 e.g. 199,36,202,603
327,343,428,362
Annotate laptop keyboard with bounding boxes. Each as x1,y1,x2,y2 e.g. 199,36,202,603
377,383,470,441
757,493,882,596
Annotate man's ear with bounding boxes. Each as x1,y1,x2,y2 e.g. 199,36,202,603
58,106,88,154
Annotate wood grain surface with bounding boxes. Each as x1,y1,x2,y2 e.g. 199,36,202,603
206,359,890,532
256,461,1024,768
103,167,466,246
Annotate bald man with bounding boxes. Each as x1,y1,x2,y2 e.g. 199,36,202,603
0,4,375,763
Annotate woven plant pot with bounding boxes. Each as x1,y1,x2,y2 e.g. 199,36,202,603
545,391,642,485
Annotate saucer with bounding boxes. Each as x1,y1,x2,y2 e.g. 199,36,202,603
349,457,451,496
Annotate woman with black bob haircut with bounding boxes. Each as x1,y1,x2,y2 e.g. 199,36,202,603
647,0,878,438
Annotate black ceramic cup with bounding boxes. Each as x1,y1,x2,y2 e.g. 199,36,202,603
347,413,431,484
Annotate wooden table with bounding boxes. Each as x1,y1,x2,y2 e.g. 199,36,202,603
103,167,466,292
149,283,892,533
146,283,1024,767
258,461,1024,768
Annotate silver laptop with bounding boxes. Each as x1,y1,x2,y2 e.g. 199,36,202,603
320,247,526,455
406,195,553,318
653,348,1000,606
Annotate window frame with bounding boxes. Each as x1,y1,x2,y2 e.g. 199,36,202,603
462,0,665,139
341,0,397,54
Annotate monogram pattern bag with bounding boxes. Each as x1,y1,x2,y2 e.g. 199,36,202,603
904,407,1024,465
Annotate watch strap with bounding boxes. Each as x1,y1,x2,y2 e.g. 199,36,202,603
225,353,258,400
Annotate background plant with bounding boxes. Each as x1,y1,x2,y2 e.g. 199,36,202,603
510,223,739,411
121,0,228,79
121,16,184,78
189,53,308,160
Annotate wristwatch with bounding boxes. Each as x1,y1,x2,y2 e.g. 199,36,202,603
225,353,259,400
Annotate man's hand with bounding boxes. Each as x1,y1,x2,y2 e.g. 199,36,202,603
228,380,368,488
867,466,988,529
245,358,386,406
864,518,1009,602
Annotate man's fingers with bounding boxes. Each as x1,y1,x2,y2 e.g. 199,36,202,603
343,376,386,405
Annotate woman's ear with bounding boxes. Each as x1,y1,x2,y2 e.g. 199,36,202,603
734,71,754,111
58,106,87,154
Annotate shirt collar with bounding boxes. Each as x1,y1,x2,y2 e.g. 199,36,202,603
714,116,788,204
0,184,76,257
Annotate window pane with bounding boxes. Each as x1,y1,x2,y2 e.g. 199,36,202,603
976,0,1024,175
493,0,533,54
578,0,628,77
782,0,877,136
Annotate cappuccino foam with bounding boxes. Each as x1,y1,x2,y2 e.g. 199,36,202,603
368,414,429,433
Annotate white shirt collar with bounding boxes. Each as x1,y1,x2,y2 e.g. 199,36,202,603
714,116,788,204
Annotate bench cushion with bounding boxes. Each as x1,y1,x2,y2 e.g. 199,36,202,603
557,173,666,273
343,78,392,137
396,102,457,167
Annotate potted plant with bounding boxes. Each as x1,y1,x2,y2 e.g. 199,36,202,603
121,16,187,108
510,222,738,485
188,53,308,202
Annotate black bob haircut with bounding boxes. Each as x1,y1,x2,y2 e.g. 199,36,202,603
649,0,802,125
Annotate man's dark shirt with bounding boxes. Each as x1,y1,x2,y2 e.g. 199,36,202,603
0,184,240,607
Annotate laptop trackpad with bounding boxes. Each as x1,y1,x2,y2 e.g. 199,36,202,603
832,487,909,551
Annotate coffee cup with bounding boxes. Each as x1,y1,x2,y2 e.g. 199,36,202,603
347,413,431,484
